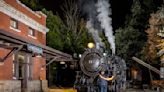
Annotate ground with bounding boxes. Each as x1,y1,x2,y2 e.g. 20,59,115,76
48,88,160,92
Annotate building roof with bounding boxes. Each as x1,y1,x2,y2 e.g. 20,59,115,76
0,29,73,61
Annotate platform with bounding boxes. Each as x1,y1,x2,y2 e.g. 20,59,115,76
49,88,77,92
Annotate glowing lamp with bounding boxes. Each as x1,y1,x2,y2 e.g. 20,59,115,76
87,42,95,48
60,61,65,64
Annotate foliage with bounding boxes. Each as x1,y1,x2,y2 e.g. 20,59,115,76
115,26,145,63
42,9,65,51
142,4,164,64
62,18,91,54
142,28,160,63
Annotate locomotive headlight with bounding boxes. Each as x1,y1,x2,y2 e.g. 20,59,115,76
87,42,95,48
103,53,107,56
79,54,82,58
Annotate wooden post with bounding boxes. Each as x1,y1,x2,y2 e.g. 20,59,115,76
160,55,164,79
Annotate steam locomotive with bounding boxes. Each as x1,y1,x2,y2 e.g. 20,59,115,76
74,48,126,92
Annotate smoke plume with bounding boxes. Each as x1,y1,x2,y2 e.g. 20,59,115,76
96,0,115,54
86,20,104,49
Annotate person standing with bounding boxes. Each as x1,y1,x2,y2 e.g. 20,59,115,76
98,71,114,92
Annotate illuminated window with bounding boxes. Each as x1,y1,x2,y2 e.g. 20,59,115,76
28,28,35,37
10,18,18,29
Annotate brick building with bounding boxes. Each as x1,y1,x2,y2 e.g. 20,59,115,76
0,0,72,92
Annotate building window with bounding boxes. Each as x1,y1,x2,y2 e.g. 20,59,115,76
10,18,18,29
10,18,20,32
28,28,36,37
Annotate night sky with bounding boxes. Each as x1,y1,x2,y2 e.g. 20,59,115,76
110,0,132,29
40,0,131,30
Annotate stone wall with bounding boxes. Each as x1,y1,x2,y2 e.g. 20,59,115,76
27,80,41,92
0,80,21,92
41,80,49,92
27,80,49,92
0,80,48,92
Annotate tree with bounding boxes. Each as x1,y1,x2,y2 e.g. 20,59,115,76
42,1,92,55
60,0,92,55
116,0,146,61
142,4,164,64
115,0,161,64
115,26,145,62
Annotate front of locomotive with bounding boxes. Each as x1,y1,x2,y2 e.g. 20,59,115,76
79,48,109,77
74,48,112,92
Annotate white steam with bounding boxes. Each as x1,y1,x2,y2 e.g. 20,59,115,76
86,20,104,49
96,0,115,54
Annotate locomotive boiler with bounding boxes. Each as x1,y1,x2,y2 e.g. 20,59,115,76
74,48,126,92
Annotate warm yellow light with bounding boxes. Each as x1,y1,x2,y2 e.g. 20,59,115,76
87,42,95,48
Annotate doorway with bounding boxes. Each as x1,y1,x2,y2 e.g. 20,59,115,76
16,54,28,91
17,55,27,90
13,53,29,91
